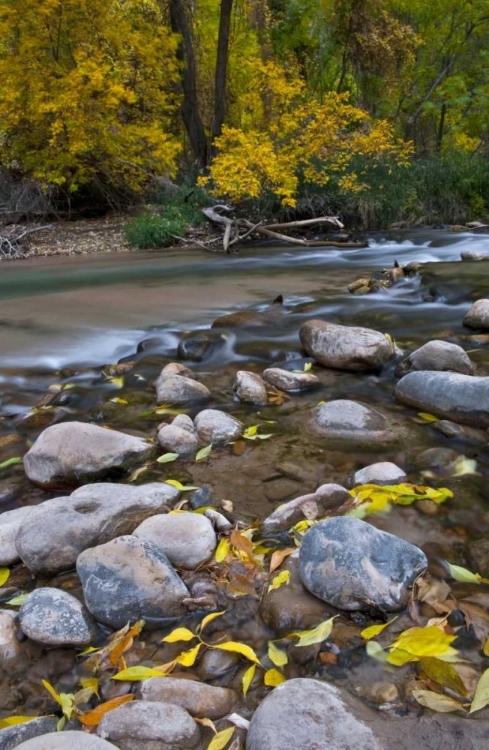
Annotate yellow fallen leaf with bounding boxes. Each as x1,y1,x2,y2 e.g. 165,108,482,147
361,617,397,641
128,464,149,482
388,626,457,663
199,611,226,632
161,627,196,643
412,689,465,713
195,444,213,462
417,412,439,422
0,568,10,587
304,362,313,372
215,538,230,563
264,668,286,686
80,677,99,696
207,726,235,750
42,679,62,706
112,666,167,681
268,641,288,667
470,668,489,713
0,716,40,729
195,717,217,732
446,562,481,584
366,641,389,663
243,425,258,438
157,453,179,464
212,641,261,665
291,616,337,647
420,657,467,696
267,569,290,593
174,643,202,667
78,695,134,726
165,479,198,491
242,664,256,696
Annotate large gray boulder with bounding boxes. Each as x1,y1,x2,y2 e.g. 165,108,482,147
299,517,427,612
77,536,189,628
194,409,242,445
18,588,96,647
464,299,489,329
97,701,201,750
23,422,157,489
0,718,58,750
395,371,489,428
395,340,474,377
246,678,382,750
0,506,34,566
261,484,350,535
14,732,118,750
133,512,216,569
311,400,400,447
155,372,210,405
139,677,237,719
16,482,179,575
233,371,268,404
299,320,394,371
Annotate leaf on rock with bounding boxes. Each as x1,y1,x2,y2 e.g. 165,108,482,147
213,641,261,665
268,641,288,667
0,716,40,729
195,444,213,462
162,627,196,643
361,617,397,641
267,569,290,593
264,668,286,686
165,479,198,491
417,412,439,422
388,626,457,663
412,689,466,713
470,668,489,713
199,610,226,632
291,616,337,647
207,726,235,750
78,695,134,726
157,453,179,464
242,664,256,696
112,666,167,681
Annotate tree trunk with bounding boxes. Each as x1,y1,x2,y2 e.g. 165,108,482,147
168,0,208,167
211,0,234,142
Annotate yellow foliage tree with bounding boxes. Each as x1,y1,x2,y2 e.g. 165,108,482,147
0,0,180,192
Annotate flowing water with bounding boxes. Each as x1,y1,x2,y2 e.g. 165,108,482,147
1,228,489,725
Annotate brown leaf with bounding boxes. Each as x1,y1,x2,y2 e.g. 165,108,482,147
230,530,255,562
269,547,295,575
78,695,134,726
458,600,489,644
227,570,258,597
419,657,467,696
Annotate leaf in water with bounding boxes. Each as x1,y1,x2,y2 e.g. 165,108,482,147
242,663,256,696
268,641,288,667
0,568,10,587
112,666,168,681
291,616,337,647
215,538,231,563
264,668,286,686
267,570,290,593
419,657,467,696
230,529,255,562
165,480,198,491
207,726,235,750
470,668,489,713
0,457,22,470
56,717,66,732
109,398,128,405
365,641,389,663
412,690,465,713
452,455,477,477
243,425,258,438
199,610,226,632
78,695,134,726
77,645,99,657
417,412,439,423
195,444,213,462
388,626,457,662
128,464,149,482
174,643,202,667
304,362,313,372
0,716,40,729
79,677,99,696
212,641,261,665
106,376,124,388
157,453,180,464
446,562,481,584
269,548,295,575
59,693,75,720
161,627,196,643
361,617,397,641
42,679,62,706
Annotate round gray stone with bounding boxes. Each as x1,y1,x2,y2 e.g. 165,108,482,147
299,319,394,371
194,409,242,445
157,424,198,456
14,732,118,749
464,299,489,329
139,677,237,719
155,373,210,405
19,587,96,647
133,512,216,569
311,400,399,446
233,371,268,404
395,340,474,377
353,462,407,487
262,367,319,392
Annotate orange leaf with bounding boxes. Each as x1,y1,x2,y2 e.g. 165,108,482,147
269,548,295,575
78,695,134,726
230,529,255,562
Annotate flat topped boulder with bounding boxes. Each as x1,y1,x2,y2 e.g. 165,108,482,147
311,400,400,447
395,371,489,428
23,422,157,489
299,319,394,371
16,482,178,575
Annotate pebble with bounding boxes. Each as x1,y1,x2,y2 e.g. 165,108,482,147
311,399,400,447
0,609,22,660
262,484,350,534
194,409,243,445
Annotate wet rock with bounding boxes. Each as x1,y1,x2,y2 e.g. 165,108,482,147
18,588,96,647
139,677,237,719
194,409,242,445
196,648,240,680
395,372,489,428
212,310,278,328
246,678,383,750
14,732,118,749
160,362,196,379
263,478,300,503
299,319,394,371
464,299,489,329
97,701,201,750
178,329,226,362
0,609,22,660
204,508,232,532
0,719,58,750
395,340,474,377
262,367,319,392
77,536,189,628
468,539,489,578
299,517,427,612
23,422,158,490
0,506,34,566
262,484,350,535
133,512,216,569
361,681,399,704
461,250,488,261
413,447,458,471
233,371,268,404
155,373,210,405
311,400,400,447
189,484,214,509
353,462,406,487
157,417,198,456
16,482,178,575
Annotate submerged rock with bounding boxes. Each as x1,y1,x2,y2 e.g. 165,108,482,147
194,409,242,445
178,329,227,362
16,482,178,575
97,701,201,750
139,677,237,719
77,536,189,628
299,319,394,371
233,371,268,404
395,371,489,428
395,340,474,377
262,367,319,392
246,678,382,750
261,483,350,535
353,462,407,487
23,422,157,489
464,299,489,329
311,400,400,447
155,372,210,405
133,512,216,569
299,517,427,611
19,588,96,647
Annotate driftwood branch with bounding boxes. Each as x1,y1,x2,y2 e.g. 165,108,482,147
0,224,53,260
